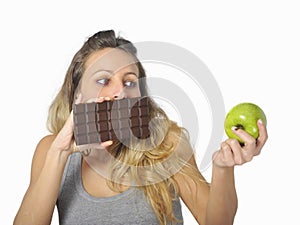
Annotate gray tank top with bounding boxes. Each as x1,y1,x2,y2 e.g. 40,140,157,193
56,152,183,225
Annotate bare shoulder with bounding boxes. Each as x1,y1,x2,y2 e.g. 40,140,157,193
36,134,57,150
29,134,57,185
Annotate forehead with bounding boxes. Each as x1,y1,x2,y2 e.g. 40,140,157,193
84,48,138,75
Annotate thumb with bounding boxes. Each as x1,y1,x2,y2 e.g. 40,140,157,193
212,150,219,161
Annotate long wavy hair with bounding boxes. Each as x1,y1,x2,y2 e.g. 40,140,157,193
47,30,202,224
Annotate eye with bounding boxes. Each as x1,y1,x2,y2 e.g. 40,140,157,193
96,78,110,86
124,80,137,88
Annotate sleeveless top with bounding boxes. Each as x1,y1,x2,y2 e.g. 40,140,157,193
56,152,183,225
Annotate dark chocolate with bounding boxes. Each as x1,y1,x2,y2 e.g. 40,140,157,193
73,97,151,146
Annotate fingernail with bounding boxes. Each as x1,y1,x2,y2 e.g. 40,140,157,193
258,119,263,125
231,126,238,131
75,93,82,104
96,97,104,102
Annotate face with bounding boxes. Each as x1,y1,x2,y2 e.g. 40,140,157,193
79,48,141,102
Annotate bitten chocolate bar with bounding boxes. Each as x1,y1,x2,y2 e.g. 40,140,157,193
73,97,151,146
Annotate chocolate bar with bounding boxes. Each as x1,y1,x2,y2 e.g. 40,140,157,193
73,97,151,146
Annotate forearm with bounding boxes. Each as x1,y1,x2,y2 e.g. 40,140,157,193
205,165,238,225
14,149,70,225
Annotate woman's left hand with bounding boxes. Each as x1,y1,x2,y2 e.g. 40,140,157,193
213,119,268,168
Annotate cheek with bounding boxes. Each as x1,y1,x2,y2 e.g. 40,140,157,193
125,86,141,98
79,80,102,102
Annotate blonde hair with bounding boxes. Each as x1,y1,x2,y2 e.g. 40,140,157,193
47,30,204,224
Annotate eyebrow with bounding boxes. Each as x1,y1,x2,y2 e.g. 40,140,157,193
123,72,138,77
92,69,114,75
91,70,138,78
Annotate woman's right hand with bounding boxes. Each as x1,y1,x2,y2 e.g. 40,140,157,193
50,110,77,153
50,94,113,154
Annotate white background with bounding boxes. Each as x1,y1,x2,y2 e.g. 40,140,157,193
1,0,299,224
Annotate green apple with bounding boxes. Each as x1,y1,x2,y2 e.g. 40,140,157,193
224,102,267,143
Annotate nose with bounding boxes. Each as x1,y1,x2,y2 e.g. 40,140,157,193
111,81,125,99
99,78,125,100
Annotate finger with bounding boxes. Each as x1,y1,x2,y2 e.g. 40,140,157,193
89,140,113,149
51,111,75,151
225,139,245,165
101,140,113,148
221,142,235,167
74,93,83,104
77,143,99,152
232,128,256,149
86,96,111,103
86,97,99,103
256,119,268,149
212,150,220,161
59,110,74,135
70,141,79,152
96,97,105,103
104,96,113,101
76,140,113,152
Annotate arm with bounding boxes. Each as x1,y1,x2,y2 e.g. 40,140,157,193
175,120,268,225
174,156,237,225
13,114,75,225
14,96,113,225
205,165,237,225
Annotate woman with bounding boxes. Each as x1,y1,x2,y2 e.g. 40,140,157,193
14,30,268,225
